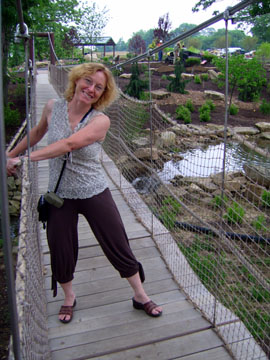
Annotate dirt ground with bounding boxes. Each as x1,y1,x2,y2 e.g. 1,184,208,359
117,63,270,128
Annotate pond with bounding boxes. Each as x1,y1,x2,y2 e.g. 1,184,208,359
158,141,270,183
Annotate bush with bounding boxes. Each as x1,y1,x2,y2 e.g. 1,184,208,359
205,99,215,111
224,202,245,224
176,105,191,124
167,61,188,94
125,63,148,99
199,103,211,122
194,74,202,84
201,73,209,81
212,195,228,209
185,99,195,113
252,215,267,232
185,57,201,67
262,190,270,208
203,52,217,63
259,99,270,115
4,102,20,127
229,103,239,115
161,74,167,80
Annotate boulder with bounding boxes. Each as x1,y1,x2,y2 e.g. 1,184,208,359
151,90,171,99
119,73,132,79
134,147,159,160
244,164,270,188
233,127,260,136
207,69,220,80
260,132,270,140
181,73,194,80
255,122,270,132
204,90,225,101
157,131,176,148
244,183,265,203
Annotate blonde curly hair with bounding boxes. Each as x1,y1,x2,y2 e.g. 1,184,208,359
64,63,118,110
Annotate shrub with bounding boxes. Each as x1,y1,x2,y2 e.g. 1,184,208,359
229,103,239,115
167,61,189,94
194,74,202,84
259,99,270,115
201,73,209,81
125,63,148,99
176,105,191,124
252,215,267,232
185,99,195,112
203,51,217,63
224,202,245,224
161,74,167,80
212,194,228,209
199,103,211,122
205,99,215,111
262,190,270,208
4,102,20,127
185,57,201,67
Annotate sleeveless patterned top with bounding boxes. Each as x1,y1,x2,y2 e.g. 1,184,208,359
47,99,108,199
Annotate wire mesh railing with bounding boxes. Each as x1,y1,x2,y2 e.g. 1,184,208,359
49,11,270,356
101,91,270,360
6,69,51,359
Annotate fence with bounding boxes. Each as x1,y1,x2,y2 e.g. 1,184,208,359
7,71,51,359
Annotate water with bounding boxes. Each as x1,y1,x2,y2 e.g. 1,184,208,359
158,142,270,183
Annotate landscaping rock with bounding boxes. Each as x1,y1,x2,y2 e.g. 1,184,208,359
255,122,270,132
244,164,270,188
151,90,171,99
119,73,132,79
204,90,225,101
233,127,260,136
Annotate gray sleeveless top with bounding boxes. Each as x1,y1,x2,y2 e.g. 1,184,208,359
47,99,108,199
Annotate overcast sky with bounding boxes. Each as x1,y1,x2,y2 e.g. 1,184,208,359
94,0,241,42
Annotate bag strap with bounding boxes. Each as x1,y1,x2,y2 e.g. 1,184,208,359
53,107,93,193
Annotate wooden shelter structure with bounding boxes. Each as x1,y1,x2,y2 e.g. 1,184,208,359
75,37,116,58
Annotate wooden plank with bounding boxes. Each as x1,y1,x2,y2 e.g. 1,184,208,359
51,327,221,360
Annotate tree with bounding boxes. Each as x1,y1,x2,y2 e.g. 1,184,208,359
62,27,80,58
192,0,270,15
76,1,109,43
192,0,270,44
128,35,146,55
241,36,258,51
153,13,172,42
125,63,148,99
2,0,109,103
213,55,266,103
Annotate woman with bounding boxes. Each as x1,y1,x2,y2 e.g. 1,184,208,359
6,63,162,323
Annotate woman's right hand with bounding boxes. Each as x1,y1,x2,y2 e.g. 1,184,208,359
6,157,22,176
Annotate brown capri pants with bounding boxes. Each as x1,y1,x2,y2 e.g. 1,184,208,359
47,188,144,297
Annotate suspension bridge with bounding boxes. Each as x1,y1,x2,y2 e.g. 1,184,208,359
37,69,234,360
1,0,270,359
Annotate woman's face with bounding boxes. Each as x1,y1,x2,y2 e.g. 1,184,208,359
74,70,107,106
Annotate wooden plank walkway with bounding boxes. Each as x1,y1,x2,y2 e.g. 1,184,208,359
36,69,233,360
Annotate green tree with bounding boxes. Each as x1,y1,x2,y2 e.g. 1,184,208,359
125,63,148,99
76,1,109,43
192,0,270,44
241,36,258,51
255,42,270,66
213,55,266,103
